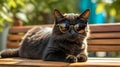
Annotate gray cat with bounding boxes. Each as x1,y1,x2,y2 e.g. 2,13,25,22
0,9,90,63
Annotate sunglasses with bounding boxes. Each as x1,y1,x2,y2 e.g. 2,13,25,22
56,22,87,33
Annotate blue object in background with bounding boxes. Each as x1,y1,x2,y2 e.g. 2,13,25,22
79,0,106,24
95,10,106,24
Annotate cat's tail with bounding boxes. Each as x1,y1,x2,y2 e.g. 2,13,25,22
0,48,19,58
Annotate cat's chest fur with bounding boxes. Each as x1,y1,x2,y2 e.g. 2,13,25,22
49,38,83,55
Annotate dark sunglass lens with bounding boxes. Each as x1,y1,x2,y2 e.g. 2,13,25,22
74,23,86,33
59,23,69,33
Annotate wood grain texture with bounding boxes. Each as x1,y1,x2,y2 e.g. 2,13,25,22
90,23,120,33
88,39,120,45
9,25,53,33
90,32,120,39
7,35,23,41
0,58,120,67
9,26,32,33
7,42,20,48
88,45,120,52
0,58,69,67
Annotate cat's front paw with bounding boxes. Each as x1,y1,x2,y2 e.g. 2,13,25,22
77,54,87,62
66,55,77,63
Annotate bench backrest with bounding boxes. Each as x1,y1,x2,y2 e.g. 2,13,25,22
7,24,120,52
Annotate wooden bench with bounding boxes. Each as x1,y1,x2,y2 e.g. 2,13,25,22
0,23,120,67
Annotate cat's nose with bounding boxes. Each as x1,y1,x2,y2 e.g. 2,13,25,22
68,29,78,39
70,29,76,35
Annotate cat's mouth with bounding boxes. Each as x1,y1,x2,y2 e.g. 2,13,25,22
67,35,85,42
67,35,79,41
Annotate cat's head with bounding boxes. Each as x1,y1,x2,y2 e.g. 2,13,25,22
52,9,90,42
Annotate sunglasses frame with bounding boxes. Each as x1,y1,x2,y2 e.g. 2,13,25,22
56,23,87,33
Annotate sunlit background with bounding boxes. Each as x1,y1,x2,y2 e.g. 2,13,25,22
0,0,120,57
1,0,120,26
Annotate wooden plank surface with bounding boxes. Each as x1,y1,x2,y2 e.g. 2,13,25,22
90,23,120,33
7,35,23,41
88,45,120,52
7,42,20,48
9,25,53,33
0,58,69,67
90,32,120,39
9,26,32,33
0,58,120,67
88,39,120,45
71,58,120,67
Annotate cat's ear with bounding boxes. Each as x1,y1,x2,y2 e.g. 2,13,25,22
54,9,63,21
79,9,90,19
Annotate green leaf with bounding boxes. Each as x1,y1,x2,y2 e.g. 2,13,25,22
0,12,12,23
17,0,25,7
8,0,17,9
6,17,13,23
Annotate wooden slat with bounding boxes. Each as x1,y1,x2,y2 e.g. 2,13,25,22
71,58,120,67
0,58,120,67
88,39,120,45
90,32,120,39
9,26,32,33
88,45,120,52
0,58,69,67
90,23,120,33
7,42,20,48
9,25,53,33
7,35,23,41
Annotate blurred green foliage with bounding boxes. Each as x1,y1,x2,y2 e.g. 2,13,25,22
97,0,120,22
109,0,120,22
0,0,120,29
0,0,25,32
0,0,79,31
20,0,79,25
